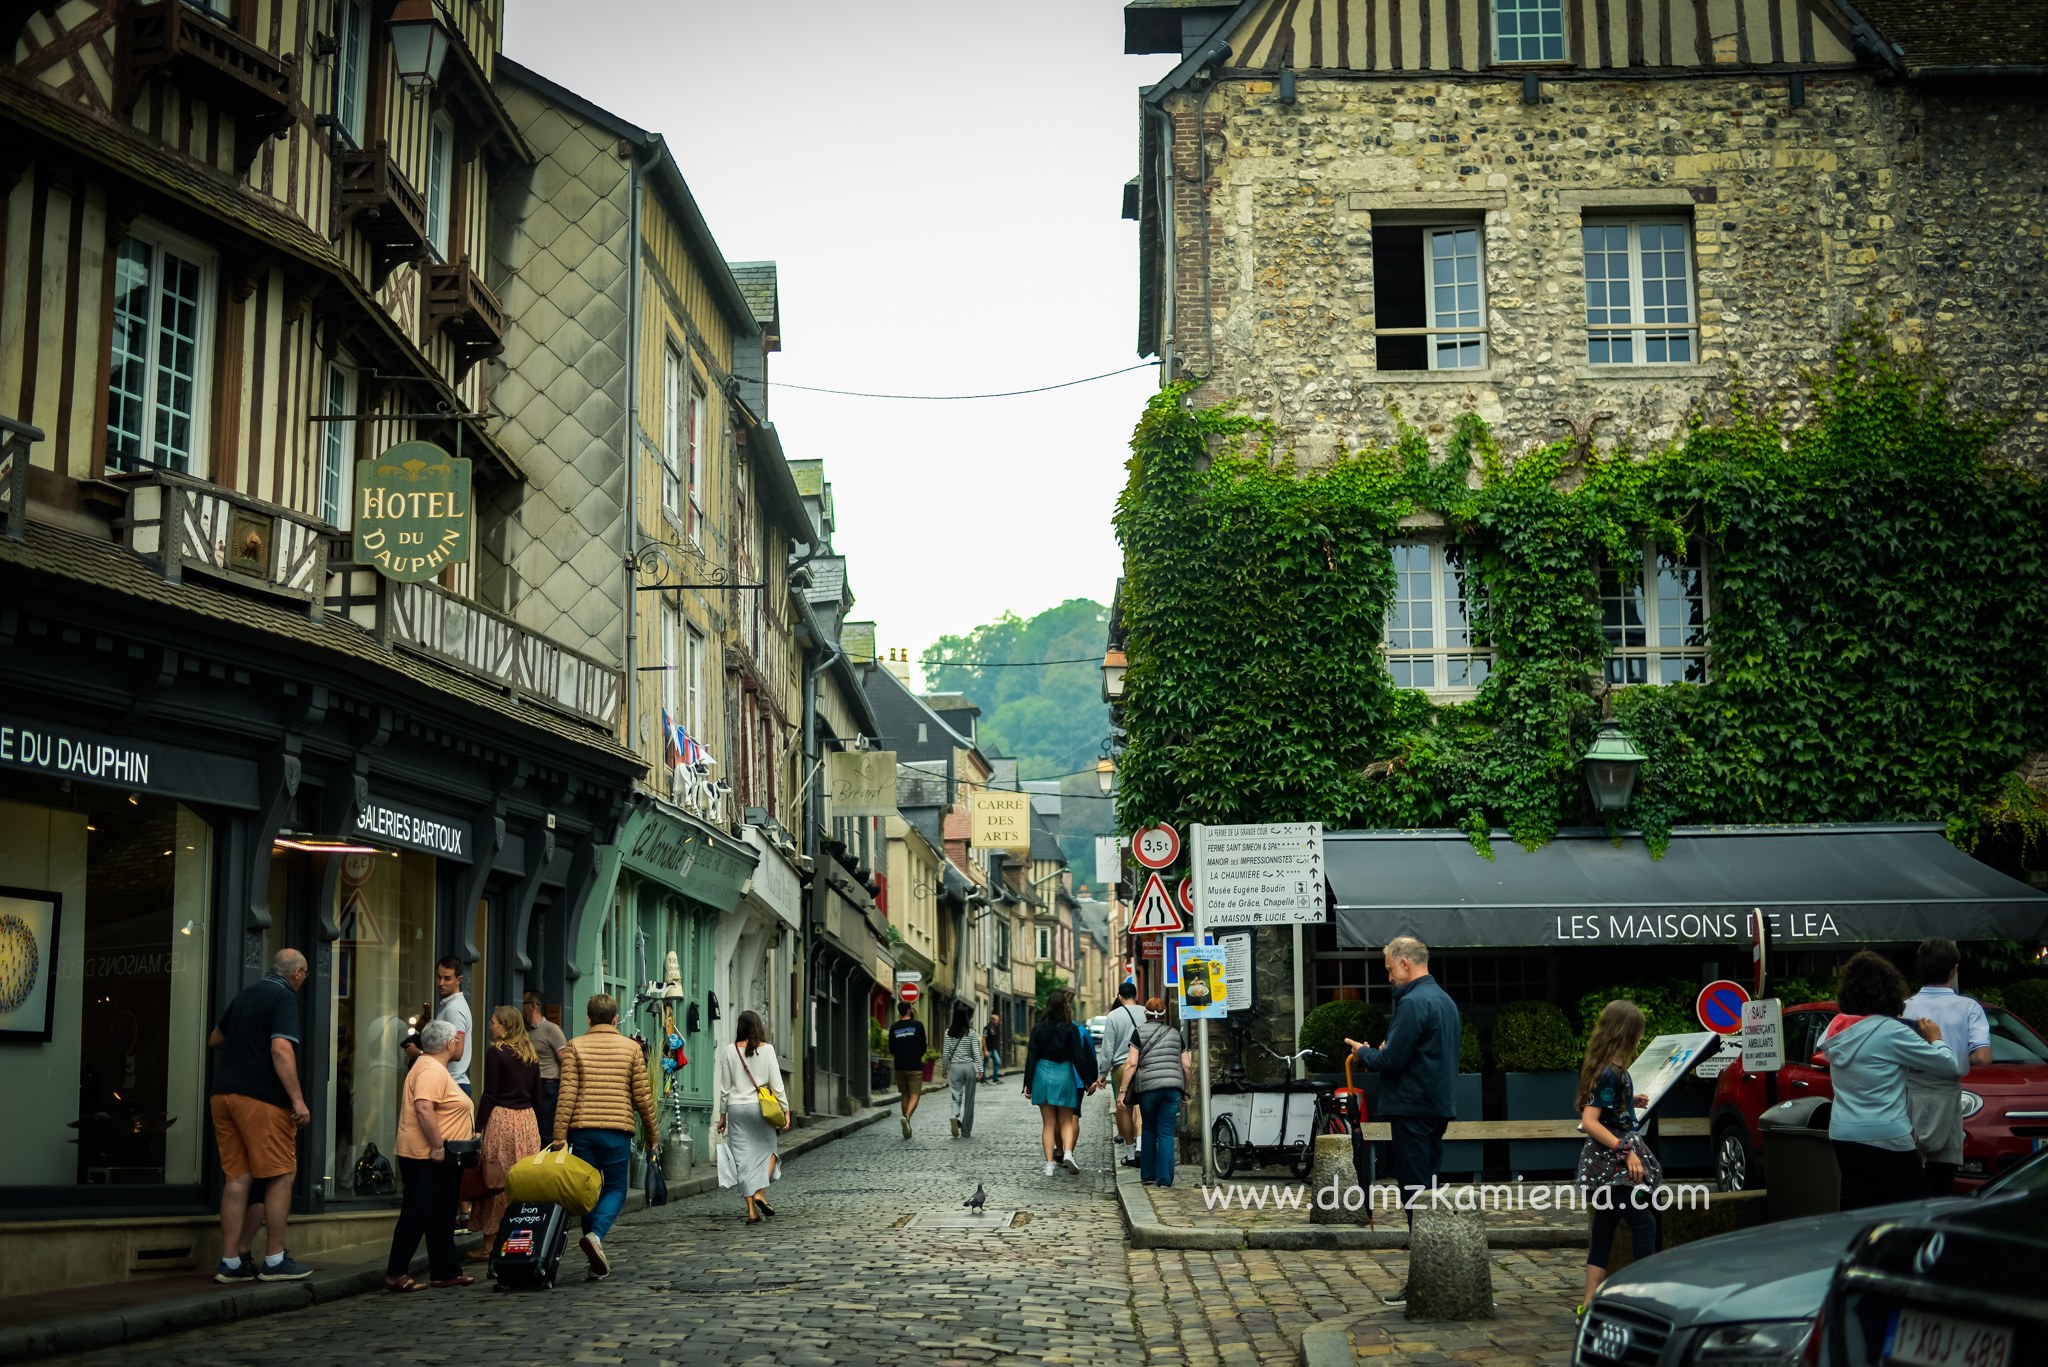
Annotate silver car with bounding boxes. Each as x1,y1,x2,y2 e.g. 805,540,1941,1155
1573,1150,2048,1367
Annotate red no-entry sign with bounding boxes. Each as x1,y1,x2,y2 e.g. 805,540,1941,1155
899,982,920,1005
1696,979,1750,1035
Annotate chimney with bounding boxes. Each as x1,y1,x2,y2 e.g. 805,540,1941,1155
885,647,914,687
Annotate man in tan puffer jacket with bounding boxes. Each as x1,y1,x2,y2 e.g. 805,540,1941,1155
549,993,657,1279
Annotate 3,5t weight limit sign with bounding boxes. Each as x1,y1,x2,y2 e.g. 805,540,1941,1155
1131,824,1181,871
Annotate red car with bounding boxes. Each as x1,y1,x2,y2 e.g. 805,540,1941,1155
1710,999,2048,1192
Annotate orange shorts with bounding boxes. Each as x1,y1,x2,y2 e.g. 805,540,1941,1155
210,1094,297,1181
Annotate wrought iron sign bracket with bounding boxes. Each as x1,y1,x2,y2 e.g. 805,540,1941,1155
628,537,763,592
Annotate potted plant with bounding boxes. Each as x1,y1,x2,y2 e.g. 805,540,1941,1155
1298,999,1388,1080
1493,999,1582,1173
920,1044,940,1083
869,1019,892,1092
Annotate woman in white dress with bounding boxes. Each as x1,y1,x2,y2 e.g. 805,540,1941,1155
714,1010,790,1224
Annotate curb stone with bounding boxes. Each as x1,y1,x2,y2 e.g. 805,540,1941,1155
1114,1163,1245,1250
0,1105,893,1365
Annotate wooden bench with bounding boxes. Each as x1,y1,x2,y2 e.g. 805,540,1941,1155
1356,1118,1711,1141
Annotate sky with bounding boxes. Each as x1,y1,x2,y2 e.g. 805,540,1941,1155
503,1,1180,677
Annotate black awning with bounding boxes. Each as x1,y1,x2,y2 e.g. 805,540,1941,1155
1329,824,2048,949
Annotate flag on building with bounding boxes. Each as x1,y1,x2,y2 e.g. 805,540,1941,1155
660,706,682,770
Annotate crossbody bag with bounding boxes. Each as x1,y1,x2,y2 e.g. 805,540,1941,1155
736,1045,786,1128
1121,1023,1163,1108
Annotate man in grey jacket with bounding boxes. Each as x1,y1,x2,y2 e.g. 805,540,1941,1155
1346,935,1460,1306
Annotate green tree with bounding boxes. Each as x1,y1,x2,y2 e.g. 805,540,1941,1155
923,599,1112,781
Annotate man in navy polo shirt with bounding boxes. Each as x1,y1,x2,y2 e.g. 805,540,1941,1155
209,948,313,1283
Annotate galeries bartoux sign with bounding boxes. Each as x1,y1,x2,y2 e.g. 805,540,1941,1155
354,441,471,583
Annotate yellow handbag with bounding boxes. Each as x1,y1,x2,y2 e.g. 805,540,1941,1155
503,1146,602,1214
737,1045,786,1128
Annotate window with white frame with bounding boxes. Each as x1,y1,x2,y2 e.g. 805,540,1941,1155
1582,219,1696,365
661,600,681,754
1494,0,1565,62
686,625,706,745
661,343,685,518
424,113,454,260
686,380,706,539
320,362,354,526
333,0,370,147
1598,543,1709,684
1383,542,1491,691
1374,225,1486,371
106,230,211,474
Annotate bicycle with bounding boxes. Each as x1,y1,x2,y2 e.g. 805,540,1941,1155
1208,1024,1341,1179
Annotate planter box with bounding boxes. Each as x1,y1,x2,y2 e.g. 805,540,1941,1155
920,1062,936,1082
1505,1070,1583,1174
1350,1072,1484,1181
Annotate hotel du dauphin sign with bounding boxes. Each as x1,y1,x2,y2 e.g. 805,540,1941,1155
354,442,472,583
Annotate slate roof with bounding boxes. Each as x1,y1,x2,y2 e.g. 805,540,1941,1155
0,520,640,769
1853,0,2048,72
922,693,979,716
804,556,847,605
729,261,781,345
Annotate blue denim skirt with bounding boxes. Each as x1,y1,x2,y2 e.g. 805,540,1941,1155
1030,1059,1079,1109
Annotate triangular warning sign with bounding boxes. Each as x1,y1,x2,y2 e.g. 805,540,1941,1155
1128,870,1186,934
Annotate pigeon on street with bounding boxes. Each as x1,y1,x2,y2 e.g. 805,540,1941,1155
964,1182,987,1214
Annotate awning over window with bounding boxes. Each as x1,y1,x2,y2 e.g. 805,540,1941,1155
1328,824,2048,950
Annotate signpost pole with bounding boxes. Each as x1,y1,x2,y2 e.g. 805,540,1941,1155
1292,924,1305,1081
1192,822,1212,1187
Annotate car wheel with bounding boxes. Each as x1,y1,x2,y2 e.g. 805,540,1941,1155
1715,1123,1758,1192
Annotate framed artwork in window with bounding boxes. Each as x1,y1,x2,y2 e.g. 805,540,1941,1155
0,887,62,1043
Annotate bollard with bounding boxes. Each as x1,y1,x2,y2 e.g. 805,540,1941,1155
1306,1134,1371,1226
1406,1208,1494,1320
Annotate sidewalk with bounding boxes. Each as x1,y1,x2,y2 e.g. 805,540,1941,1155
0,1102,898,1364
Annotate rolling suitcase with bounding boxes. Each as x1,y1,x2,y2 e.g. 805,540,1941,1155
491,1200,569,1290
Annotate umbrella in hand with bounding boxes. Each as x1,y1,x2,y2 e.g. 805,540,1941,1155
964,1182,987,1215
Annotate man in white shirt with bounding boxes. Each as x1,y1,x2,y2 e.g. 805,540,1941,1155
1098,982,1146,1167
1903,937,1993,1195
431,956,473,1093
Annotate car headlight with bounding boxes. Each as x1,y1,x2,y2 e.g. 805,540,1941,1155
1959,1090,1983,1118
1694,1320,1816,1365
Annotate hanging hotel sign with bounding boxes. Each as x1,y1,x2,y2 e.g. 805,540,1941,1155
354,442,472,582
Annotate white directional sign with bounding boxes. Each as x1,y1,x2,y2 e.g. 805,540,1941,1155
1190,822,1326,925
1128,870,1187,934
1095,835,1122,888
1740,998,1784,1072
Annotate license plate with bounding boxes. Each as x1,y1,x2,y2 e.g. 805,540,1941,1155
1884,1308,2012,1367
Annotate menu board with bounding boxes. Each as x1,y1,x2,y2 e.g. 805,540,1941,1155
1629,1031,1724,1119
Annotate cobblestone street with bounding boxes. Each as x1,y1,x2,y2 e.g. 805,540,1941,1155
37,1088,1586,1367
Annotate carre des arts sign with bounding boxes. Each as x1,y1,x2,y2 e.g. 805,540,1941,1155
354,442,472,583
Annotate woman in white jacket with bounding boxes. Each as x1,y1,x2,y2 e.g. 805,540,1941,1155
715,1010,790,1224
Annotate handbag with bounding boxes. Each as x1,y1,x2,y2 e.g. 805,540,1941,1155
737,1045,786,1129
1576,1130,1663,1191
444,1137,482,1169
644,1154,669,1208
504,1146,603,1214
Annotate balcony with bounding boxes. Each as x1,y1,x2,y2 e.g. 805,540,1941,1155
424,257,506,377
114,469,327,603
335,143,430,286
117,1,296,173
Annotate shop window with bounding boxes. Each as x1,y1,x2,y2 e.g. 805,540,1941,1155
1599,542,1710,684
1374,225,1486,372
325,847,436,1202
1,781,212,1188
1384,542,1490,692
106,229,213,475
1583,219,1697,365
1494,0,1566,62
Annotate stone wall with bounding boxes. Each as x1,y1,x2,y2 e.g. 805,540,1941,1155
1159,73,2047,469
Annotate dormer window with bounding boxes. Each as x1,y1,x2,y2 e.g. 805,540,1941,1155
1494,0,1566,63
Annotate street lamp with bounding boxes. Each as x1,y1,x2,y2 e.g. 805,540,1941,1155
1581,719,1646,814
1095,756,1115,796
388,0,453,93
1100,648,1127,704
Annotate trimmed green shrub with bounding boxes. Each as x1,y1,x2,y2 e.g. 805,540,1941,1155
1460,1019,1483,1073
1772,976,1838,1007
1976,986,2006,1008
2003,979,2048,1034
1492,1000,1579,1072
1299,999,1388,1073
1574,982,1695,1043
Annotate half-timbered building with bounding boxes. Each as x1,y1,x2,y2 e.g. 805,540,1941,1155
0,1,640,1288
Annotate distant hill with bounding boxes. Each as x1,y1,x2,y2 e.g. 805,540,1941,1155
922,599,1115,885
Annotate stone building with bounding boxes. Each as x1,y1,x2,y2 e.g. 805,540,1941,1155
1127,0,2048,468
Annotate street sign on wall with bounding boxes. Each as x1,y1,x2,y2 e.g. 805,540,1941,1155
827,750,898,817
1191,822,1326,925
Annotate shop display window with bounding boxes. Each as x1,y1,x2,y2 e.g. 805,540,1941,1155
1,780,212,1188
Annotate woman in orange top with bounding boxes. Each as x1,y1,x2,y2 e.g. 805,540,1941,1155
384,1019,474,1292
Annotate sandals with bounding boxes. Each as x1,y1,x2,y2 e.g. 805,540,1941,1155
431,1274,475,1288
754,1199,776,1218
384,1276,426,1294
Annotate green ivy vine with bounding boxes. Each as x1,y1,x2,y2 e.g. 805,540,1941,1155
1113,329,2048,858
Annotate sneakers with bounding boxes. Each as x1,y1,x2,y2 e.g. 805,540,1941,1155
579,1233,609,1279
1382,1285,1408,1307
900,1115,912,1139
256,1254,313,1282
1061,1152,1082,1174
950,1118,961,1139
1043,1160,1058,1177
212,1258,257,1285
